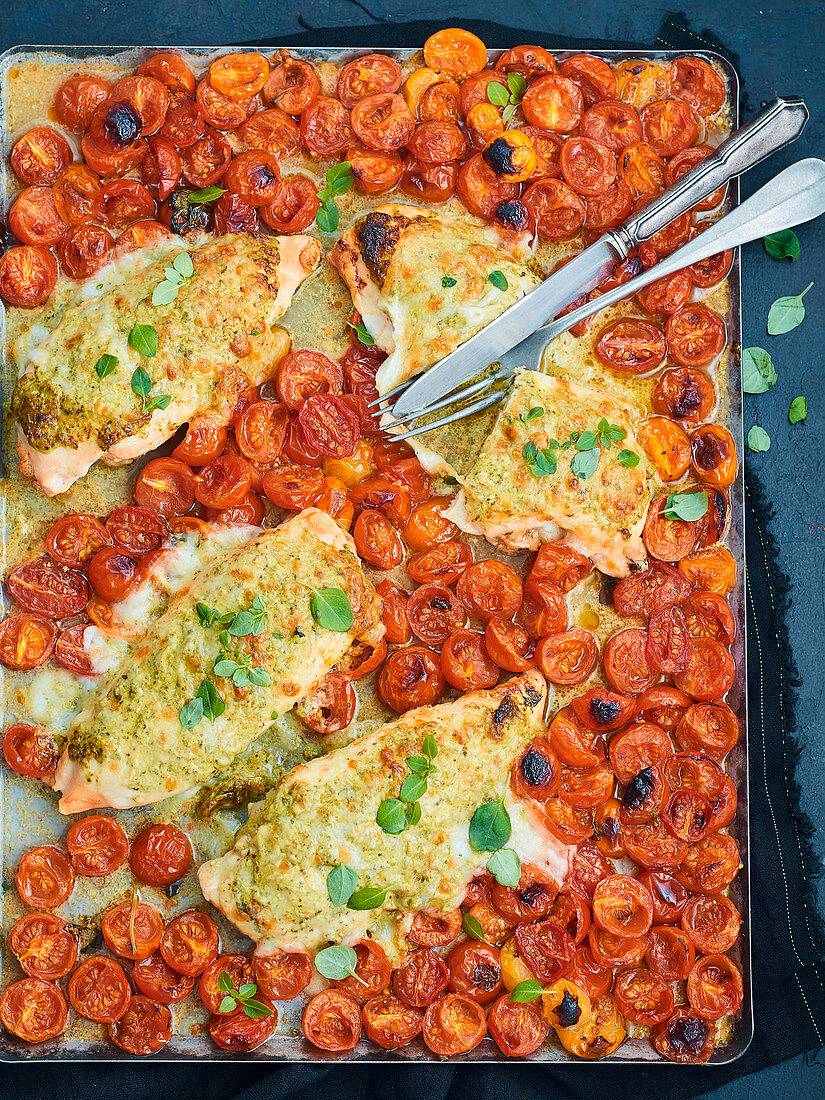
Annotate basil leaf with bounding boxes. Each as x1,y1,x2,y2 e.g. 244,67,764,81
196,679,225,722
616,449,640,468
767,282,813,335
237,983,257,1000
486,81,510,106
327,863,358,906
162,267,185,286
173,250,194,278
128,323,158,357
441,275,457,287
748,424,771,452
519,406,544,425
376,798,407,835
327,161,352,184
742,346,777,394
347,885,390,911
146,394,171,413
331,174,353,196
243,999,274,1018
510,979,547,1003
315,202,339,234
249,667,271,688
217,972,234,993
95,353,117,380
486,847,521,888
232,667,251,688
574,430,598,451
789,396,807,424
218,995,237,1014
214,659,239,677
130,365,152,400
406,755,429,775
501,102,516,125
462,912,486,941
763,229,800,261
488,270,508,291
188,186,226,204
311,587,354,632
422,733,438,761
399,773,428,802
179,696,204,730
662,490,708,522
469,799,511,852
229,610,255,636
349,320,375,346
571,448,599,480
405,800,422,827
197,603,222,627
314,944,359,980
506,72,527,99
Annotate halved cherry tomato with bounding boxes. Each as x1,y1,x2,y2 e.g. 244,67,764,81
407,120,468,164
441,628,499,691
100,178,155,227
128,822,192,887
690,424,738,488
604,628,657,694
108,996,172,1055
496,44,557,80
516,920,575,983
645,924,696,981
211,1003,278,1052
527,544,590,594
400,155,457,203
636,686,693,736
689,248,734,286
303,989,361,1051
419,79,462,123
172,420,227,466
560,53,616,102
637,416,691,481
393,946,449,1008
8,912,78,980
423,992,487,1055
523,177,586,239
592,875,654,937
110,74,170,135
60,622,102,676
138,54,196,95
102,900,165,961
619,141,665,197
160,910,220,976
350,92,415,151
299,96,353,157
588,925,647,969
636,870,689,924
262,464,324,510
195,453,253,509
547,707,601,768
401,498,457,552
12,127,71,186
675,701,738,760
456,152,520,218
616,59,670,107
296,674,356,735
615,966,674,1025
672,636,735,701
0,978,67,1043
572,689,635,734
198,953,253,1013
298,393,360,458
661,786,712,843
406,539,472,585
666,305,726,367
408,908,462,949
69,956,132,1022
485,618,534,673
206,491,265,527
179,127,231,188
682,893,741,954
445,940,502,1004
406,583,465,645
623,818,687,869
522,73,583,132
133,457,196,517
559,760,615,809
609,721,673,784
491,864,558,926
0,613,57,671
57,224,113,279
362,993,424,1050
196,80,255,131
641,98,699,157
646,604,693,674
9,186,66,247
264,56,320,114
653,366,716,427
7,554,89,619
235,402,289,465
223,149,282,206
456,559,523,623
621,765,670,825
561,136,617,196
66,814,128,877
580,99,642,152
670,56,727,117
88,546,139,603
595,317,667,373
114,219,174,257
159,91,206,147
209,51,269,101
593,796,625,857
679,544,737,596
331,939,392,1000
643,492,702,562
53,73,111,130
252,946,312,1000
3,721,58,778
423,28,488,82
535,628,598,686
653,1005,715,1063
277,349,342,410
547,893,592,947
665,144,726,210
261,175,319,232
615,562,693,622
376,579,411,644
0,245,57,307
378,646,446,713
675,832,740,894
541,796,595,844
133,953,196,1003
81,132,147,178
352,509,403,569
343,142,402,193
237,107,299,158
106,505,167,554
337,53,402,107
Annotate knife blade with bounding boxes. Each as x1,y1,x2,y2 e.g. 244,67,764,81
390,236,621,419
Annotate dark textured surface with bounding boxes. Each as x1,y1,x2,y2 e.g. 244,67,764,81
3,0,825,1095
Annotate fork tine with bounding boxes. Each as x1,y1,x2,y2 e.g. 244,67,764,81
366,378,411,409
390,389,506,441
381,365,513,429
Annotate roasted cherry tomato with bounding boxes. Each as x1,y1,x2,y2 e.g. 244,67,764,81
362,992,424,1050
580,99,642,151
455,559,523,622
133,953,196,1004
623,819,688,870
172,419,228,466
445,941,502,1005
353,509,404,569
595,317,667,373
423,992,487,1055
196,80,255,131
378,646,446,713
66,814,128,877
604,627,657,694
675,832,740,894
195,453,253,509
211,999,278,1051
10,185,67,247
299,96,354,157
0,245,57,307
138,54,197,96
209,51,270,101
88,546,139,603
485,618,535,673
523,177,586,238
198,953,253,1013
665,144,726,210
670,56,727,117
393,946,449,1008
179,127,232,188
528,543,592,593
457,153,520,219
592,874,654,938
645,925,696,981
159,91,206,147
608,721,673,784
102,900,165,961
637,416,691,481
0,978,67,1043
400,155,458,203
408,908,462,949
423,28,488,82
682,893,741,954
653,1005,715,1064
129,823,193,887
440,628,499,691
636,686,693,735
510,738,560,802
643,492,700,562
672,636,735,701
615,966,674,1025
264,56,320,114
636,870,689,924
614,560,693,619
491,863,558,924
16,845,74,908
376,579,411,644
496,44,557,80
57,223,114,279
646,604,693,674
160,910,220,976
69,956,132,1022
114,219,174,257
535,628,599,686
653,366,716,426
666,305,726,367
518,579,568,639
262,464,324,510
53,73,111,130
540,797,595,845
108,996,172,1056
295,673,357,735
302,989,362,1051
8,913,78,980
558,760,615,810
106,505,168,554
253,946,313,1001
3,721,59,778
7,554,89,619
223,149,282,206
572,687,636,732
134,457,196,517
11,127,72,186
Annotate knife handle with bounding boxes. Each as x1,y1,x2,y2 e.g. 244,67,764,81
610,96,809,253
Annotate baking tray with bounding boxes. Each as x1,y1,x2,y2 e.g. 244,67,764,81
0,43,750,1063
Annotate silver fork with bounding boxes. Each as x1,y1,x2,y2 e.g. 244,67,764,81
382,157,825,441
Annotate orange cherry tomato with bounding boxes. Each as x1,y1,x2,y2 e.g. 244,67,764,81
682,893,741,954
408,908,462,949
346,142,404,193
237,107,300,158
299,96,353,157
393,946,449,1008
66,814,128,877
206,492,265,527
378,646,446,713
372,583,409,648
490,863,558,925
641,98,699,157
661,786,712,843
16,846,74,908
675,832,740,894
643,492,702,562
114,218,174,257
362,992,424,1050
108,996,172,1055
637,269,693,316
440,628,499,691
159,90,206,147
485,618,535,673
264,56,320,114
482,131,537,183
0,244,57,307
645,924,696,980
8,913,78,980
523,177,586,239
198,953,253,1013
138,54,197,96
580,99,642,152
223,150,281,206
559,760,615,809
690,424,738,488
303,989,362,1051
133,457,196,518
588,925,647,968
57,224,114,279
561,136,617,196
637,416,691,481
636,685,693,736
549,707,602,768
350,92,414,151
496,44,557,81
338,53,402,106
518,579,568,638
682,590,735,645
666,305,726,367
195,453,253,509
608,721,673,784
547,893,592,946
572,687,636,732
196,80,256,131
456,559,523,622
424,29,488,82
10,185,67,247
618,141,665,198
102,900,165,961
295,673,357,735
593,874,654,938
522,73,583,131
209,51,269,101
179,126,232,188
456,151,520,219
423,992,487,1055
129,822,193,886
616,59,670,107
277,349,342,410
69,956,132,1022
418,79,462,124
53,73,111,130
615,966,674,1025
675,700,738,760
535,628,599,685
515,920,575,983
678,545,737,596
3,721,59,778
133,953,196,1004
672,635,735,701
261,175,320,232
160,910,220,976
541,796,594,844
670,56,727,118
11,127,71,186
560,54,617,104
653,366,716,427
0,978,67,1043
406,539,472,585
172,419,228,466
253,946,312,1000
622,816,688,873
401,498,457,552
407,120,468,163
653,1005,715,1063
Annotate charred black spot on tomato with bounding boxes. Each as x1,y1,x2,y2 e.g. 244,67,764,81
431,597,451,611
703,487,728,543
483,137,519,176
472,962,501,991
166,190,213,238
493,199,529,231
623,767,656,810
669,1015,709,1053
519,745,554,789
554,988,582,1028
589,696,623,726
673,376,704,419
518,882,547,907
102,101,142,147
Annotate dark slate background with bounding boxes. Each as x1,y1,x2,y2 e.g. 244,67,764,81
3,0,825,1095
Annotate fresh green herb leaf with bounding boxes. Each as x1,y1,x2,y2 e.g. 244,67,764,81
486,847,521,888
510,979,548,1003
574,430,598,451
173,251,194,278
217,972,234,994
571,448,599,480
405,800,422,827
663,490,709,521
764,229,800,261
469,799,512,852
315,201,340,234
488,270,508,291
326,160,353,185
422,733,438,761
444,475,459,486
406,755,430,775
247,667,271,688
251,328,261,336
188,186,227,204
486,81,510,106
197,603,222,626
242,998,274,1019
519,406,544,425
219,995,236,1013
128,323,158,357
462,913,487,941
767,282,813,335
742,346,778,393
748,424,771,452
196,679,225,722
347,885,390,911
327,863,358,906
131,365,152,400
238,984,257,1001
789,396,807,424
616,449,640,468
376,798,407,835
310,587,354,632
441,275,457,287
214,658,239,677
315,163,353,232
501,102,516,125
179,696,204,730
151,280,180,306
399,773,428,803
523,441,557,478
145,394,171,414
314,944,360,981
506,72,528,99
348,319,375,346
95,353,117,380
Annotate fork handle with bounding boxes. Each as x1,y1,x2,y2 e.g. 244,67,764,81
543,157,825,342
610,96,809,254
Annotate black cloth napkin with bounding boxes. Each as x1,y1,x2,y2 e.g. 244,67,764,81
4,15,824,1098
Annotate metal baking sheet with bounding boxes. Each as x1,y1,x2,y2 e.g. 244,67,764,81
0,43,750,1063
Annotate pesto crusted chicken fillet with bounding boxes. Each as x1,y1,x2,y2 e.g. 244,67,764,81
199,671,576,962
12,232,321,496
54,510,382,813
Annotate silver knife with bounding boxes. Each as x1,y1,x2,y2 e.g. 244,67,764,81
391,95,808,420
